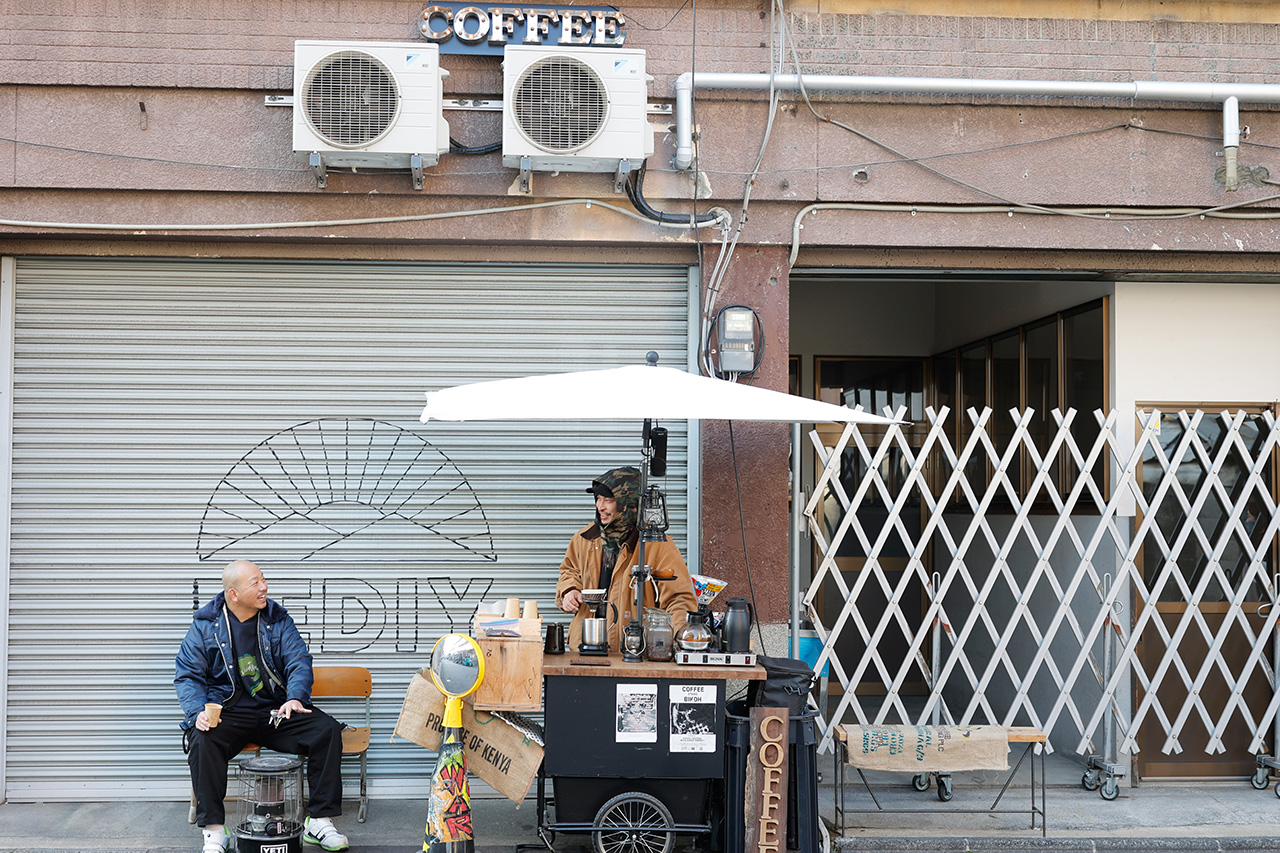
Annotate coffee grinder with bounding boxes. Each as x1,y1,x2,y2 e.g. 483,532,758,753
578,589,618,656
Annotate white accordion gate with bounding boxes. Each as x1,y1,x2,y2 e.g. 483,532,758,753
803,407,1280,771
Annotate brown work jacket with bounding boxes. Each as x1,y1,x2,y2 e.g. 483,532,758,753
555,524,698,652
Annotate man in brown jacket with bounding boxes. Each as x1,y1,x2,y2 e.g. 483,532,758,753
556,466,697,652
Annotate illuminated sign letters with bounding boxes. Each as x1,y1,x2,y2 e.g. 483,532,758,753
420,3,626,53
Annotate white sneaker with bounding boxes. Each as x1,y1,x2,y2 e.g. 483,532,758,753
201,825,230,853
303,816,350,852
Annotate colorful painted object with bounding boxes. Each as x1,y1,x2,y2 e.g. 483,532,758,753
424,725,473,853
423,633,484,853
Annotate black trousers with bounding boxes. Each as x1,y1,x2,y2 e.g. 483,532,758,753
188,704,344,827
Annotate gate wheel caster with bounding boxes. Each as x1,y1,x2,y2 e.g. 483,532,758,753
1100,777,1120,801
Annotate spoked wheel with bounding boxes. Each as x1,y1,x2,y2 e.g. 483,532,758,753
593,792,675,853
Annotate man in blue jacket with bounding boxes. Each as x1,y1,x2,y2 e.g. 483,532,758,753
176,560,349,853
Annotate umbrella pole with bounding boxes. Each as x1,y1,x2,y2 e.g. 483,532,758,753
622,419,652,662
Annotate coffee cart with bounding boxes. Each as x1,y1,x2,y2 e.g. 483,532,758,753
532,655,765,853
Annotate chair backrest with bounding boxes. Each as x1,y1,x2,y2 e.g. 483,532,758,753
312,665,372,699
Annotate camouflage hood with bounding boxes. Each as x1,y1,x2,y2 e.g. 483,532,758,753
587,466,639,547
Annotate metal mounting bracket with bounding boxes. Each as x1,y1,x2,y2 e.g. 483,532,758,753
410,154,425,191
309,152,327,189
613,159,632,194
519,155,532,195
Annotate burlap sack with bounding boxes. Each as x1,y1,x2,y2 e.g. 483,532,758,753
842,724,1008,772
393,669,543,804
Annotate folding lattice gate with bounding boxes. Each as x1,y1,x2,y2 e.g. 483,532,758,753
803,408,1280,772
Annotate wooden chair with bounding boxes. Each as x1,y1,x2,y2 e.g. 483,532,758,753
186,665,373,825
312,665,373,824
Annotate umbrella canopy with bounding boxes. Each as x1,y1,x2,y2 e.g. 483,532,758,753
421,364,900,425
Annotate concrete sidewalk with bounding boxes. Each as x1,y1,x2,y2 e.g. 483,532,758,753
1,774,1278,853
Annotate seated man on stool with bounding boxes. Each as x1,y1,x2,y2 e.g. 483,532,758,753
176,560,349,853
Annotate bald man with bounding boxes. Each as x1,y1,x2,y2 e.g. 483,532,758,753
175,561,349,853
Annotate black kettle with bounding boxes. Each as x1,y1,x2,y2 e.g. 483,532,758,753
721,597,755,653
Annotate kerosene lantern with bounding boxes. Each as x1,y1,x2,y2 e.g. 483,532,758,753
232,755,304,853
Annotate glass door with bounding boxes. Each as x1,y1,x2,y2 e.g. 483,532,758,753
1135,407,1276,779
813,358,929,707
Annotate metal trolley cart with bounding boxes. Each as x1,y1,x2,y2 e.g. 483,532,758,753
531,656,765,853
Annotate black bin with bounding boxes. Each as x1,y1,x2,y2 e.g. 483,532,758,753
724,699,819,853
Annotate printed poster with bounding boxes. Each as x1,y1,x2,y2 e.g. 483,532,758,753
615,683,658,743
669,684,716,753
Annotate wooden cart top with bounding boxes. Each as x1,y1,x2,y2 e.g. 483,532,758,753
542,653,767,680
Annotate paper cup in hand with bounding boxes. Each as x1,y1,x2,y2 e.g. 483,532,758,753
205,703,222,727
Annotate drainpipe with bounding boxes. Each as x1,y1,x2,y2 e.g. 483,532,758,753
1223,96,1241,191
672,72,1280,175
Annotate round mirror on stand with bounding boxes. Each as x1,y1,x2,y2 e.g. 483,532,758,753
425,633,485,853
430,633,485,725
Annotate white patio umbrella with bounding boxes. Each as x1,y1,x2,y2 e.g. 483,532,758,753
419,355,901,662
420,362,899,425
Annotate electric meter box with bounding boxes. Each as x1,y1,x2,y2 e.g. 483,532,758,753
718,310,757,372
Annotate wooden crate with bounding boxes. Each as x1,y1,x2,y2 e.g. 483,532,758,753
476,630,545,712
473,635,544,712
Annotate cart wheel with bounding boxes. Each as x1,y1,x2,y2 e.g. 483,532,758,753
1251,767,1269,790
1274,780,1280,800
1100,777,1119,801
1082,769,1101,791
911,773,930,792
593,792,675,853
936,775,954,802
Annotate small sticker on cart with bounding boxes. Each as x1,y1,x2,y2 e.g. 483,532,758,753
615,683,658,743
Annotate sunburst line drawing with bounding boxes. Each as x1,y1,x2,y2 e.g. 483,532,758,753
197,418,497,563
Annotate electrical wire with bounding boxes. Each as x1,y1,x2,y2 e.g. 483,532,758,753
0,135,307,174
0,197,718,233
624,165,730,228
785,192,1280,265
449,136,501,155
607,0,693,31
728,420,768,655
696,0,793,379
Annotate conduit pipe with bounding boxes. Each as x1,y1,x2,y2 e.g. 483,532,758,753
673,73,1280,183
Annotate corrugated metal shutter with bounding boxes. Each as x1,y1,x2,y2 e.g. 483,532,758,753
3,257,692,800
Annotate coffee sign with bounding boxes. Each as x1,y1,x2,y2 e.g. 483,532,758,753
746,707,790,853
420,3,626,54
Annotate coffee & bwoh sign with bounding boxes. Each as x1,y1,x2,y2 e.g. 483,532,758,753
420,3,626,54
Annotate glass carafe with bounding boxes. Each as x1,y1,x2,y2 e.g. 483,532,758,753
644,608,675,661
675,610,714,652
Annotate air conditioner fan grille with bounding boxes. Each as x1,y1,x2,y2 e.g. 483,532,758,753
303,51,400,148
512,57,608,152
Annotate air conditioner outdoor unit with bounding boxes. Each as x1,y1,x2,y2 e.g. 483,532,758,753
502,46,654,190
293,40,449,189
